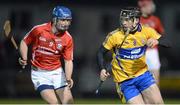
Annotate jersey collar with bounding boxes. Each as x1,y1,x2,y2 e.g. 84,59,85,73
129,23,142,34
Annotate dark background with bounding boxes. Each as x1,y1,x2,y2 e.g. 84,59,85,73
0,0,180,100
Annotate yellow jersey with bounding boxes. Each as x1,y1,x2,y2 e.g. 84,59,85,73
103,24,161,83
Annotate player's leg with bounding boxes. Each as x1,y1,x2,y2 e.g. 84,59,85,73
127,94,145,104
53,67,74,104
32,80,59,104
31,67,59,104
146,48,161,85
40,89,59,104
151,70,160,85
137,71,164,104
55,86,74,104
117,79,145,104
142,84,164,104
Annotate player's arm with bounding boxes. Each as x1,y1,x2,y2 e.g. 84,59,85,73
97,45,109,70
97,45,110,81
156,18,171,47
64,59,73,88
19,40,28,66
146,27,171,48
97,33,114,81
147,36,171,48
19,27,37,66
63,37,74,88
158,35,171,48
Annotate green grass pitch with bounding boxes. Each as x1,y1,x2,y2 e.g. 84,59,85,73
0,98,179,104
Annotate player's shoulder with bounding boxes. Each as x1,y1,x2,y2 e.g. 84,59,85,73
25,23,49,37
32,23,49,31
107,28,121,37
64,31,73,41
109,28,120,35
141,24,158,36
141,24,154,31
151,15,160,19
27,23,49,35
65,31,72,38
150,15,161,21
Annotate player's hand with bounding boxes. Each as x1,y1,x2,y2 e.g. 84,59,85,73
18,57,27,69
67,78,74,89
147,38,159,48
100,69,110,81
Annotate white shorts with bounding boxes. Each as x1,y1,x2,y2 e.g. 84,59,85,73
146,48,161,71
31,66,68,92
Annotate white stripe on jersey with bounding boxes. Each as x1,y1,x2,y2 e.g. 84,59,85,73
24,23,48,39
36,50,54,55
65,31,72,38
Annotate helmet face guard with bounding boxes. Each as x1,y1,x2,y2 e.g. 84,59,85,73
120,7,141,32
55,18,71,31
52,6,72,31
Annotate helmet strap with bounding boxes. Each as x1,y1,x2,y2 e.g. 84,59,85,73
54,17,58,25
131,17,139,32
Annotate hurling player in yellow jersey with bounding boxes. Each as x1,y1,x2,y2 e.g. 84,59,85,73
97,7,170,104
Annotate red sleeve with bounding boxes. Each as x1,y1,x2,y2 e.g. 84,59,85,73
23,27,38,45
156,17,164,35
63,37,73,60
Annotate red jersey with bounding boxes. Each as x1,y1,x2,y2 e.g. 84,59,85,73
23,22,73,70
140,15,164,34
140,15,164,49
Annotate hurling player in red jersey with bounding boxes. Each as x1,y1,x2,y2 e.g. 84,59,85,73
138,0,165,85
19,6,74,104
